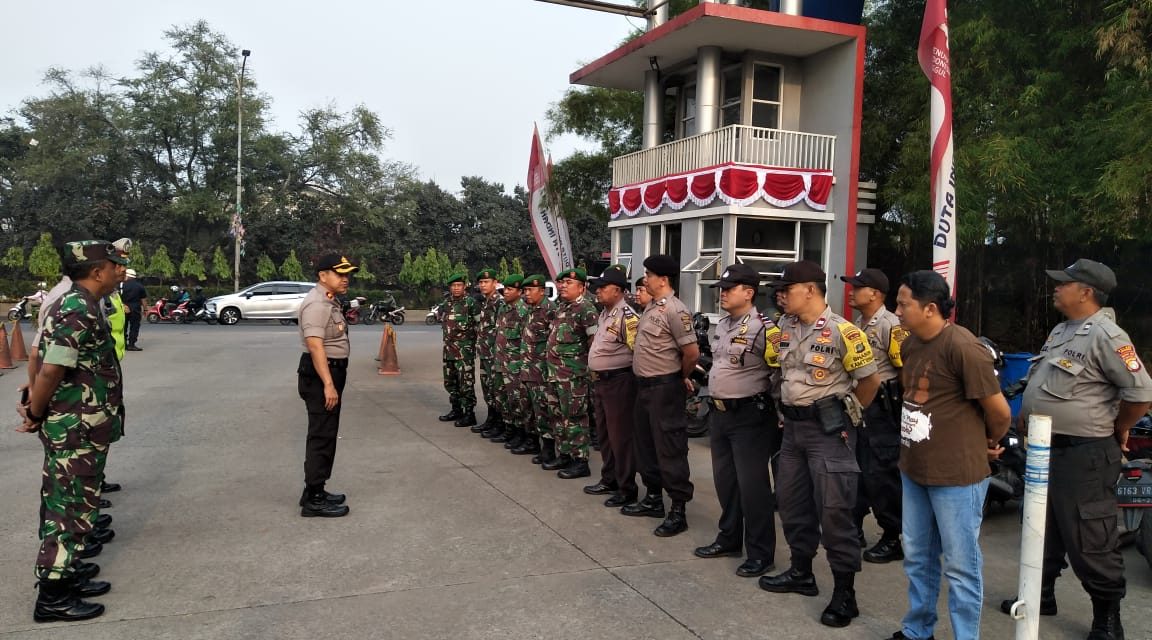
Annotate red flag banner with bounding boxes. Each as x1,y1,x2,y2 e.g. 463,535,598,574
527,125,573,279
918,0,957,297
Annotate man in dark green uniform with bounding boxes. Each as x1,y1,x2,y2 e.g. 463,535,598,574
474,268,505,437
544,267,599,478
520,275,557,465
439,272,479,427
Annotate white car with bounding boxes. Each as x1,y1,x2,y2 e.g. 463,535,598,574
207,281,315,325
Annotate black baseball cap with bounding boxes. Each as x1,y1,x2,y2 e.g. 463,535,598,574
643,254,679,278
711,263,760,289
776,260,826,285
316,254,359,275
592,265,629,289
840,268,889,294
1046,259,1116,294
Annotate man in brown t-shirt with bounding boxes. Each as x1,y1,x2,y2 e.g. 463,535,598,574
889,270,1010,640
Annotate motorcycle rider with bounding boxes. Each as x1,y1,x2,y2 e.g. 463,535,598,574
163,286,186,317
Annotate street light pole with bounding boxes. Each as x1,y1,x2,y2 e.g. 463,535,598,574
233,48,251,292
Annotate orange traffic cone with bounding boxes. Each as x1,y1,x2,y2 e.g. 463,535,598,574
9,320,28,361
0,324,15,369
377,324,401,376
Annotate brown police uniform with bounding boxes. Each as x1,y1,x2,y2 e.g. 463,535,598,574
588,296,640,499
298,280,350,491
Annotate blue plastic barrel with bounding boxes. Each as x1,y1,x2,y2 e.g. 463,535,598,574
802,0,866,25
1000,353,1034,418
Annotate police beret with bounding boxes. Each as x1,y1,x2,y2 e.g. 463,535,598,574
316,254,359,275
476,267,498,281
840,267,889,294
64,240,130,268
557,267,587,283
712,263,760,289
776,260,826,285
502,274,524,288
592,265,629,289
643,254,679,278
446,272,468,285
522,274,548,288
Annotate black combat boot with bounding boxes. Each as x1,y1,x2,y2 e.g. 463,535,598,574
504,427,526,450
621,492,665,518
863,536,903,564
298,486,346,507
85,528,115,545
605,491,636,508
1087,597,1124,640
94,514,112,529
480,419,502,438
489,421,513,443
653,501,688,537
1000,586,1057,616
542,454,572,471
474,409,496,432
514,435,540,456
557,458,591,479
300,486,350,518
74,576,111,598
70,560,100,581
532,438,556,465
758,561,819,597
820,571,860,627
75,542,103,559
438,403,463,422
454,410,477,428
100,481,121,493
33,577,105,623
98,498,112,509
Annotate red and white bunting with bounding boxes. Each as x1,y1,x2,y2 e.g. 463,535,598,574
608,163,833,219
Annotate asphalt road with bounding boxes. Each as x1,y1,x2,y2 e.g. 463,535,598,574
0,321,1148,639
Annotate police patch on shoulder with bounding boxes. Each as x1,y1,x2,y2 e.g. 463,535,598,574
1116,345,1143,372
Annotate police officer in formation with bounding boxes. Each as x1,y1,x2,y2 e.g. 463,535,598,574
841,268,907,563
1001,259,1152,640
438,273,479,427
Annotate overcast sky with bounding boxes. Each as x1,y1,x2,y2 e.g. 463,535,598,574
0,0,638,194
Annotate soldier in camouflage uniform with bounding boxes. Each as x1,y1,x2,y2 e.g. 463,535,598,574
519,274,558,466
438,272,479,427
474,268,506,438
543,268,599,479
492,275,534,453
19,241,128,623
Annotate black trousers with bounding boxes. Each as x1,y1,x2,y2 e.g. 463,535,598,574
126,308,142,346
1043,437,1126,601
854,402,903,538
633,378,693,503
298,353,348,487
709,401,781,561
592,372,639,495
777,417,861,573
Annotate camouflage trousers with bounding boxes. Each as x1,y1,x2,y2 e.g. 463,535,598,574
442,358,476,410
547,377,591,459
479,358,497,410
493,370,522,427
522,380,553,438
36,445,107,580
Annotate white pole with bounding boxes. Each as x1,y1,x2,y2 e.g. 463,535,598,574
1009,414,1052,640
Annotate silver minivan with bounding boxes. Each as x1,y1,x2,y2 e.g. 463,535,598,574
207,281,315,325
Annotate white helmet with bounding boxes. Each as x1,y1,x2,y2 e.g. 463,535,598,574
37,281,46,289
170,285,179,292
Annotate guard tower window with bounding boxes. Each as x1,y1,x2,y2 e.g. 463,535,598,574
680,84,698,138
721,64,743,127
751,64,782,129
615,227,634,277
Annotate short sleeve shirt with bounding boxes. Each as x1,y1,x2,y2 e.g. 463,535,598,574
589,298,639,372
632,295,696,377
857,307,906,382
1021,310,1152,437
708,311,781,399
778,306,877,406
298,284,349,358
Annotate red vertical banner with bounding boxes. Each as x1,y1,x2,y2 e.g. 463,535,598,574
918,0,957,301
527,125,573,279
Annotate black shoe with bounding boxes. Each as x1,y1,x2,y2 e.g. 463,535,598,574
604,492,635,508
1087,597,1123,640
75,542,103,559
513,437,539,456
480,424,501,438
454,411,477,428
654,502,688,537
542,454,572,471
33,578,104,623
583,481,617,495
999,590,1057,616
532,438,556,465
759,567,819,596
438,407,463,422
470,421,488,433
820,573,859,628
126,345,143,351
557,459,591,479
74,577,111,598
890,632,935,640
863,538,904,564
301,496,350,518
98,499,112,509
736,559,774,578
94,514,112,529
504,431,526,450
490,428,512,443
100,481,121,493
70,561,100,581
694,541,742,559
298,488,346,507
621,493,665,518
85,528,115,545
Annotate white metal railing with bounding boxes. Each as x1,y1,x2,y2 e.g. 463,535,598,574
611,125,836,187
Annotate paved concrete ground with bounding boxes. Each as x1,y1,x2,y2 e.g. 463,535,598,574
0,321,1149,639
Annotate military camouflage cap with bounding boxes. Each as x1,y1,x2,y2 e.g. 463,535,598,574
446,272,468,285
64,240,130,267
502,274,524,288
476,267,498,281
522,274,548,288
557,267,587,283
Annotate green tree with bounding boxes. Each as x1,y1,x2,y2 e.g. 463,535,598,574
279,249,305,281
179,247,207,281
255,253,277,282
2,246,25,271
512,257,524,277
148,245,176,282
398,252,417,287
28,233,61,279
451,259,468,283
211,246,231,283
355,257,376,284
497,257,509,280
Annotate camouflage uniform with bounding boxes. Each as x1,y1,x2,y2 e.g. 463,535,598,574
35,284,124,580
476,290,503,414
494,297,530,427
520,297,556,438
546,293,599,459
442,294,479,411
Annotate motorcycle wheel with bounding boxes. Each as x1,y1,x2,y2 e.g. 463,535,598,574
146,312,160,324
362,311,377,325
345,313,359,326
425,314,437,325
392,312,405,326
6,308,20,321
1139,515,1152,572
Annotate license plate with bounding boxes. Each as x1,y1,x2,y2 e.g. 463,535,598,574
1116,484,1152,498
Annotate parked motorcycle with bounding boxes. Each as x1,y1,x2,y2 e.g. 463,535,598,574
686,312,713,438
1117,417,1152,571
341,296,368,325
425,301,445,325
981,336,1029,513
362,301,405,325
146,299,190,324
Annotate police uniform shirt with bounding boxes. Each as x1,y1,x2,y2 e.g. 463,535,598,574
708,312,781,400
632,295,696,378
298,284,349,358
856,307,907,383
1021,309,1152,438
778,306,877,406
588,297,638,372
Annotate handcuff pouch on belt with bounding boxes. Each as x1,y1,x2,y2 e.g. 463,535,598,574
877,378,903,419
815,395,862,435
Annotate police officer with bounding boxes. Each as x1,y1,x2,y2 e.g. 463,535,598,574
999,259,1152,639
297,254,358,518
474,268,505,438
543,268,599,478
840,268,907,563
439,273,480,427
519,275,558,465
758,260,880,629
19,240,128,622
586,265,640,506
624,255,698,538
693,264,782,579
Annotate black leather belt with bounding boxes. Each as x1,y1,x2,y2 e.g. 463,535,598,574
711,396,759,412
1050,434,1111,449
327,357,349,369
592,367,632,382
779,403,819,421
635,372,681,387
